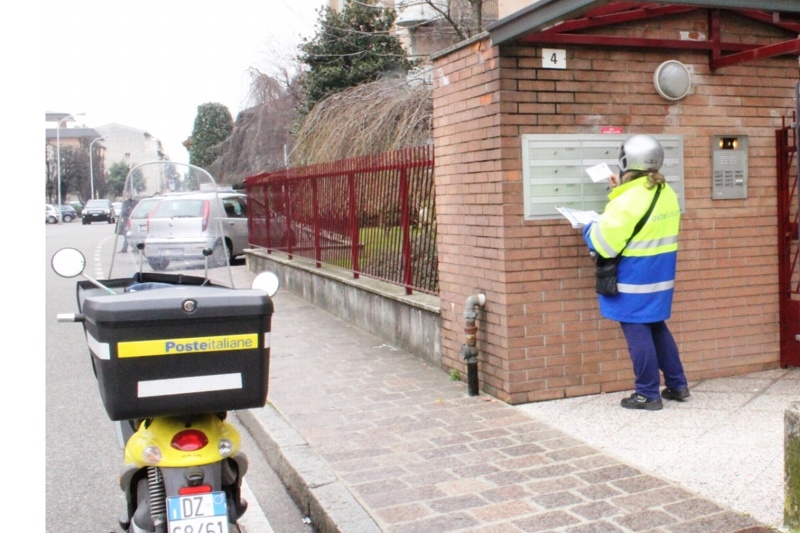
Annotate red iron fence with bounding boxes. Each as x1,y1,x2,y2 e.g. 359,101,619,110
245,145,437,295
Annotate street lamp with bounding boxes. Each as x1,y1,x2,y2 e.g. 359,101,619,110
56,112,85,221
89,136,106,200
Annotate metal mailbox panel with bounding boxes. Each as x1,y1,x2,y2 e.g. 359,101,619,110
522,134,685,220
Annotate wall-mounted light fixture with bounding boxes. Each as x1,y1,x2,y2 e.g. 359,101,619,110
654,60,692,101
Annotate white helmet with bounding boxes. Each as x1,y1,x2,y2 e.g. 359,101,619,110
618,134,664,173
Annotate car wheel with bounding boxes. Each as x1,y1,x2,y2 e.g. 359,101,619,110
63,214,74,223
210,241,229,268
147,257,169,271
83,219,90,225
226,238,236,264
47,216,58,224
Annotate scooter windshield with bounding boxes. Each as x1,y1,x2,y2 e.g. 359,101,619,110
107,161,235,287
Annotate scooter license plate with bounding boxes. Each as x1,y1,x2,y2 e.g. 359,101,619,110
166,491,229,533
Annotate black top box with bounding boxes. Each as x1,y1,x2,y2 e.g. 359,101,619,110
78,277,274,421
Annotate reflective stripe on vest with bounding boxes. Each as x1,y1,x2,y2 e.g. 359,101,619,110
591,228,618,258
626,235,678,252
617,280,675,294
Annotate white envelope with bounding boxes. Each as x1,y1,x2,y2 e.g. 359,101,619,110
586,163,613,183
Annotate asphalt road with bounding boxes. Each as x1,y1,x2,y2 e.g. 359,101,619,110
45,221,315,533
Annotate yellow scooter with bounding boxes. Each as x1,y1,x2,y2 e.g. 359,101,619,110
52,161,280,533
119,413,248,532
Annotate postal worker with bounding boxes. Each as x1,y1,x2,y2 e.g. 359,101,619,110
583,134,689,410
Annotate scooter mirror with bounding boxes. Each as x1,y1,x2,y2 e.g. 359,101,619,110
252,271,280,297
52,248,87,278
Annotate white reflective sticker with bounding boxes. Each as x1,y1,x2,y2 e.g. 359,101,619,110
137,373,243,398
86,331,110,360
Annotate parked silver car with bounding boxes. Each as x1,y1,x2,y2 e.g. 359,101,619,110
123,197,163,251
143,191,248,271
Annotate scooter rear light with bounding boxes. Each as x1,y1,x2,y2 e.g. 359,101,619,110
178,484,212,495
171,429,209,451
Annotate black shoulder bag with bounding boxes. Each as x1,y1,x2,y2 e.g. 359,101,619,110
593,184,662,296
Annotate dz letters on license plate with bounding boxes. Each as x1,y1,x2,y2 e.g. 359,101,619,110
167,492,229,533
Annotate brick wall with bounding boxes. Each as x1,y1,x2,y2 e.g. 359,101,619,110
432,10,799,404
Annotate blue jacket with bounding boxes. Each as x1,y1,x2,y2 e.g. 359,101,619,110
583,177,681,323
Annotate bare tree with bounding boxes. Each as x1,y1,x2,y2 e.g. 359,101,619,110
245,39,306,109
291,74,431,164
425,0,486,40
206,37,309,183
398,0,496,41
209,68,302,183
206,0,495,178
53,145,89,204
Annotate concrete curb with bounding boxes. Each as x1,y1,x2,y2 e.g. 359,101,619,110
236,405,381,533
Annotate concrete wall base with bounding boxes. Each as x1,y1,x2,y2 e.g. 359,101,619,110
245,249,442,368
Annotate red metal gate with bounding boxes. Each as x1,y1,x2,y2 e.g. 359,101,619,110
245,146,437,295
777,81,800,368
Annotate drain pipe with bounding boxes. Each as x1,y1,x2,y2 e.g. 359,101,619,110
460,293,487,396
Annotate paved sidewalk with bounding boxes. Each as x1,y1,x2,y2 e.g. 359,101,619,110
233,266,792,533
518,369,799,530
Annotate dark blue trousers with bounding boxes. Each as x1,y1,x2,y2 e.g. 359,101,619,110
620,321,687,399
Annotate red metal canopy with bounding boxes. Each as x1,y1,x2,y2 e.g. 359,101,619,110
512,2,800,70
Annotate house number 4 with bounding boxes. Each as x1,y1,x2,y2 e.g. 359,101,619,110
542,49,566,70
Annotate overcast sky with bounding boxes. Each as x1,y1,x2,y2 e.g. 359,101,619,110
44,0,326,165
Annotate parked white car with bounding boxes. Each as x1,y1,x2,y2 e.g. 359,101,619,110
143,191,249,271
46,204,60,224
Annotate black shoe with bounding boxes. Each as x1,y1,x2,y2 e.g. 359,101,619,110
661,387,690,401
620,393,663,411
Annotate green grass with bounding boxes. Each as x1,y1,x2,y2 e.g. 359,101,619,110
324,226,407,269
360,226,404,256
